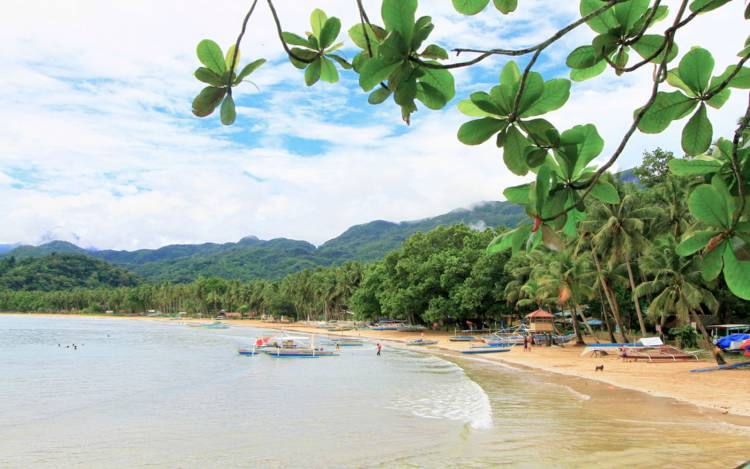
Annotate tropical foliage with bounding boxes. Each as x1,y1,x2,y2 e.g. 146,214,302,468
191,0,750,303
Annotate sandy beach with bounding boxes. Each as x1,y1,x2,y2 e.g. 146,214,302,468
8,313,750,423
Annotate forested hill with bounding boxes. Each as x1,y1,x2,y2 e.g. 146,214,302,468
0,254,141,291
2,201,525,283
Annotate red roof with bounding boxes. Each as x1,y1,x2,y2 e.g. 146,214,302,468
525,309,554,319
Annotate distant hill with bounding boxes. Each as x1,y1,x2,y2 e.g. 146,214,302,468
2,200,526,283
0,254,141,291
0,243,20,255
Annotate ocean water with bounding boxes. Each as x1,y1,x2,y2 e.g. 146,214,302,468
0,315,748,468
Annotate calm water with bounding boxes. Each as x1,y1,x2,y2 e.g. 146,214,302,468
1,315,748,468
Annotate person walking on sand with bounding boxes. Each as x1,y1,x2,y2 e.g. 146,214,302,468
376,343,382,356
523,334,529,352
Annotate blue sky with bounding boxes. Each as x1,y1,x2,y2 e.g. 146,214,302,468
0,0,747,249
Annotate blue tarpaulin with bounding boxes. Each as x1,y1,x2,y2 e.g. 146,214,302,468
716,333,750,350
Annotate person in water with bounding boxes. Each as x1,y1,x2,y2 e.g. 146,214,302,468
376,343,382,356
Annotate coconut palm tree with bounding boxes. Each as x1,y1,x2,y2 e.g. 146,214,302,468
535,249,596,345
635,235,724,365
580,190,658,337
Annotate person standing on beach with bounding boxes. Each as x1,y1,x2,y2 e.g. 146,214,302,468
523,334,529,352
376,343,382,356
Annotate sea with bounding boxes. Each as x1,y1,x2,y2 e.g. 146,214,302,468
1,314,748,468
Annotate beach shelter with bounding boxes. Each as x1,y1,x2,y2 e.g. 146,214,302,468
525,309,554,332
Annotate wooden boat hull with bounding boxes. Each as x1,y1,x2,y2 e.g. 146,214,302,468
406,340,438,346
462,348,511,354
238,349,258,356
449,336,475,341
262,348,337,357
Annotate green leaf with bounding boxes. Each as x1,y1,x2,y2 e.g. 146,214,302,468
305,58,322,86
319,56,339,83
614,0,650,34
458,99,490,117
681,103,712,156
705,81,730,109
500,61,521,86
220,95,236,125
535,166,551,214
589,181,620,204
487,224,532,255
714,65,750,90
690,0,731,14
638,91,697,134
348,23,385,51
688,183,730,227
195,67,225,87
567,46,599,69
282,32,312,48
419,66,456,109
580,0,619,34
457,117,508,145
191,86,226,117
504,126,531,176
561,124,604,175
570,60,606,82
421,44,449,60
514,72,545,115
328,54,351,70
382,0,417,45
310,9,328,39
319,17,341,50
526,147,549,168
452,0,490,15
411,16,434,51
504,184,531,205
631,35,679,63
235,59,266,83
493,0,518,14
368,87,392,104
196,39,226,75
676,230,719,256
523,79,570,116
359,59,400,91
630,5,669,32
225,44,240,71
701,241,725,281
723,245,750,300
668,157,721,176
678,47,714,95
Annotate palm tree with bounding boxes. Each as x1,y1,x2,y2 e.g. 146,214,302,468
649,177,692,239
536,249,596,345
581,191,658,337
635,235,725,365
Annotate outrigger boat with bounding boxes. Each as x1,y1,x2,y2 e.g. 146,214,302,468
261,336,338,358
397,324,427,332
406,338,438,346
203,321,230,329
462,346,511,354
238,348,258,356
449,335,476,342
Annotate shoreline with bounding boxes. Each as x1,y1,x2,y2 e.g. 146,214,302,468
5,312,750,423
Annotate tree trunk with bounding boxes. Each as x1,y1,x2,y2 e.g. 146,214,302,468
625,261,648,337
592,252,629,343
576,304,599,343
689,309,725,365
569,303,585,345
597,286,617,343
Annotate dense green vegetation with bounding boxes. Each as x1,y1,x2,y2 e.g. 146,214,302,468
0,254,140,291
4,170,749,340
3,201,524,282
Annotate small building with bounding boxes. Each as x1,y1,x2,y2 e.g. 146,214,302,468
215,311,242,320
525,309,554,332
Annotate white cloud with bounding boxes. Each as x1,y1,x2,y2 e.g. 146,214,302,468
0,0,747,249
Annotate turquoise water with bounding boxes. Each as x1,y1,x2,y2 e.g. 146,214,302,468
1,315,748,468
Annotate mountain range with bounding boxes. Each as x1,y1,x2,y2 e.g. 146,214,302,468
2,201,525,283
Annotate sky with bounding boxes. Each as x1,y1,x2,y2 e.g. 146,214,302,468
0,0,747,250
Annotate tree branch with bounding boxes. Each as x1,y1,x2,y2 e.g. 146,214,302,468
266,0,315,63
227,0,260,96
416,0,626,70
541,0,690,222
